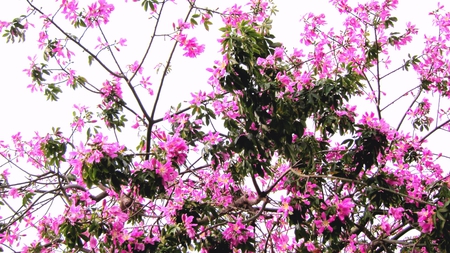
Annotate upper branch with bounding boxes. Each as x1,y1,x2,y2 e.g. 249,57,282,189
26,0,123,79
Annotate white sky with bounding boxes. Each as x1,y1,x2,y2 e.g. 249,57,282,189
0,0,447,178
0,0,443,137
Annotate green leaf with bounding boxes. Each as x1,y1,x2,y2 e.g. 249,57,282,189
190,18,198,26
22,192,34,206
436,211,446,222
88,55,94,66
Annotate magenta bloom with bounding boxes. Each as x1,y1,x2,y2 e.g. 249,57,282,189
388,207,404,220
278,195,294,217
336,198,355,221
182,214,197,239
417,205,435,233
223,218,254,247
314,212,335,234
158,134,188,165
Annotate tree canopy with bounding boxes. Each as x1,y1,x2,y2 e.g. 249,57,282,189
1,0,450,252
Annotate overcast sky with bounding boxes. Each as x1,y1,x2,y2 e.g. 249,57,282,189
0,0,444,147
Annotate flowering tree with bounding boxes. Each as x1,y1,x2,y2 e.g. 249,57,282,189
1,0,450,252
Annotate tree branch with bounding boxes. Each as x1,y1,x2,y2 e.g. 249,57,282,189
26,0,123,79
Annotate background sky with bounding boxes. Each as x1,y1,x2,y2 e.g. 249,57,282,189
0,0,442,131
0,0,447,175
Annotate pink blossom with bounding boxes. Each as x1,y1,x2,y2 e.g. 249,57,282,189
182,37,205,58
87,149,103,163
61,0,79,23
0,20,10,33
70,117,85,132
417,205,435,233
202,131,222,145
190,91,207,106
89,236,97,248
380,217,391,235
314,212,335,234
388,207,404,220
67,204,84,223
336,198,354,221
274,46,284,59
1,169,10,178
128,60,143,74
182,214,197,239
305,241,316,252
85,0,115,27
158,134,188,165
37,32,48,49
176,19,192,31
9,188,20,199
118,38,127,46
223,218,254,247
278,196,293,217
155,160,177,183
272,234,292,251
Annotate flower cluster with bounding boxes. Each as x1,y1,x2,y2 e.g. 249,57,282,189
223,218,254,247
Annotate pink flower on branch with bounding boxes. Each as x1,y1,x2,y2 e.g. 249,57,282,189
8,188,21,199
117,38,127,47
277,195,293,217
388,206,404,220
182,214,197,239
60,0,79,23
314,212,335,234
84,0,115,27
223,218,254,247
0,20,10,33
176,34,205,58
417,205,435,233
128,60,143,74
336,197,355,221
157,134,188,165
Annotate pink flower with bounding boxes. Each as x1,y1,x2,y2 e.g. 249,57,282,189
176,19,191,31
87,149,103,163
89,237,98,249
61,0,79,22
67,204,84,223
360,112,375,126
118,38,127,46
314,212,335,234
388,207,404,220
202,131,222,145
336,198,354,221
417,205,435,233
274,46,284,59
9,188,20,199
85,0,115,27
272,234,292,251
305,241,316,252
128,60,143,74
70,117,85,132
182,214,197,239
1,169,10,178
0,20,10,33
155,161,177,183
380,217,391,235
278,196,293,217
190,91,207,106
158,134,188,165
178,35,205,58
223,218,254,247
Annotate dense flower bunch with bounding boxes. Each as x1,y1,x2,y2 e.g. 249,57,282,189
1,0,450,252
